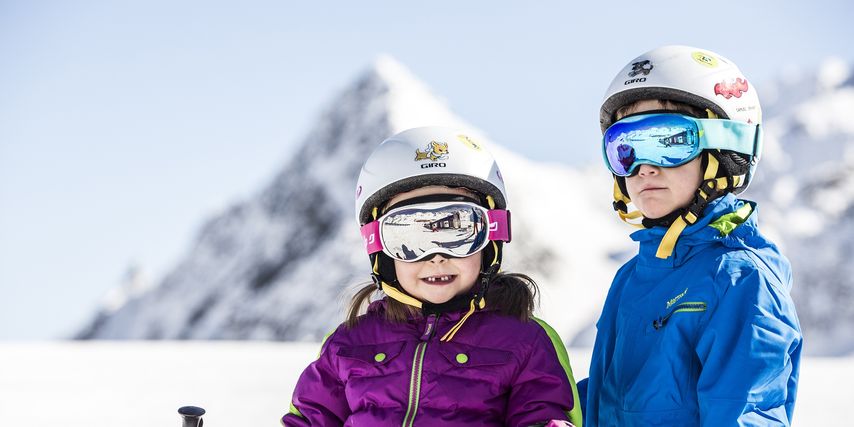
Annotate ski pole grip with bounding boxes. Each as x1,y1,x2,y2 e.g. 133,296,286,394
178,405,205,427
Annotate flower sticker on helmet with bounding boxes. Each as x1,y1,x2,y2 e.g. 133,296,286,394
714,78,749,99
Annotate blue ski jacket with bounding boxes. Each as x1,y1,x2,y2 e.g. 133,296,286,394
584,194,802,426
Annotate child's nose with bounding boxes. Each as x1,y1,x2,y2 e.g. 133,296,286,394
637,164,659,176
425,253,449,263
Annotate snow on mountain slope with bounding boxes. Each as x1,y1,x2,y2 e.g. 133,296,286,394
77,56,627,343
79,56,854,356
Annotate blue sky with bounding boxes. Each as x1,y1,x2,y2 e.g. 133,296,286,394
2,1,852,339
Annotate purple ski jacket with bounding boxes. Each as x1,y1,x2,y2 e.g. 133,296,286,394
282,299,582,427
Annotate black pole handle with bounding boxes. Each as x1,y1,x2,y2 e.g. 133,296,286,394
178,406,205,427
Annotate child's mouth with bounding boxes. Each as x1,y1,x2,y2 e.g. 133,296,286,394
421,275,457,285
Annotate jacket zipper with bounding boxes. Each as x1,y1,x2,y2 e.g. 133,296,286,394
653,301,707,330
402,341,427,427
402,314,436,426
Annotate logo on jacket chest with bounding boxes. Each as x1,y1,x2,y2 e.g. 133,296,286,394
665,288,689,309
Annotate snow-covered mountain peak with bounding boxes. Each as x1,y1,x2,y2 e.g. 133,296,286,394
78,55,622,342
365,55,465,132
369,54,426,91
79,57,854,356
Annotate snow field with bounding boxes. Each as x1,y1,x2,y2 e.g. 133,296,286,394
0,342,848,426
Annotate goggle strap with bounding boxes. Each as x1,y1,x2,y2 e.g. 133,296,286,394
360,221,383,255
440,299,477,342
487,210,512,243
699,121,759,156
752,125,763,163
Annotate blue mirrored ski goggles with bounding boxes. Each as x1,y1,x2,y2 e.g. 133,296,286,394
602,113,762,177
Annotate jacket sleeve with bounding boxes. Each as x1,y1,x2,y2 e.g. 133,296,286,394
576,377,588,417
694,255,802,426
281,331,350,426
505,318,583,427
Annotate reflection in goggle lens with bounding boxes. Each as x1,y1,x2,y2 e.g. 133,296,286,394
604,114,702,176
381,202,489,262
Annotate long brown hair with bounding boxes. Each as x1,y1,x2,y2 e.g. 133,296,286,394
345,272,540,327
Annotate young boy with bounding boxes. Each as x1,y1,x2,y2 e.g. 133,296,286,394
581,46,802,426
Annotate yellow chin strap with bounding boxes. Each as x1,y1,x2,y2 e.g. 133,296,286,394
655,154,729,259
611,153,731,259
613,178,645,228
612,108,736,259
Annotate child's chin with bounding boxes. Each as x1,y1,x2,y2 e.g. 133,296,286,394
424,297,453,305
642,205,678,219
421,293,456,305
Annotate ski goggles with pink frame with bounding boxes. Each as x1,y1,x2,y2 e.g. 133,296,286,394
360,199,511,262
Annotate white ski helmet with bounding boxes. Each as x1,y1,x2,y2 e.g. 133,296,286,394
600,45,762,132
600,46,764,259
355,126,510,315
356,126,507,226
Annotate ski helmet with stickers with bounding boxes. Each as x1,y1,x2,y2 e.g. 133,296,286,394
355,126,509,315
601,45,761,131
600,45,763,258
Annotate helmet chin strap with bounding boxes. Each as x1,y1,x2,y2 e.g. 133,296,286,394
369,253,494,342
612,178,645,228
611,153,732,259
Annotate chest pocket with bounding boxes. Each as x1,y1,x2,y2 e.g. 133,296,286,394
336,341,407,378
336,341,409,413
433,341,514,404
618,301,709,413
652,301,708,331
437,342,512,369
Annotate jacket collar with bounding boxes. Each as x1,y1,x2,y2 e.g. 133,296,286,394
630,193,758,268
366,297,489,322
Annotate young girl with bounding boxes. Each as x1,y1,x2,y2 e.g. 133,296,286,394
581,45,801,426
282,126,582,427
